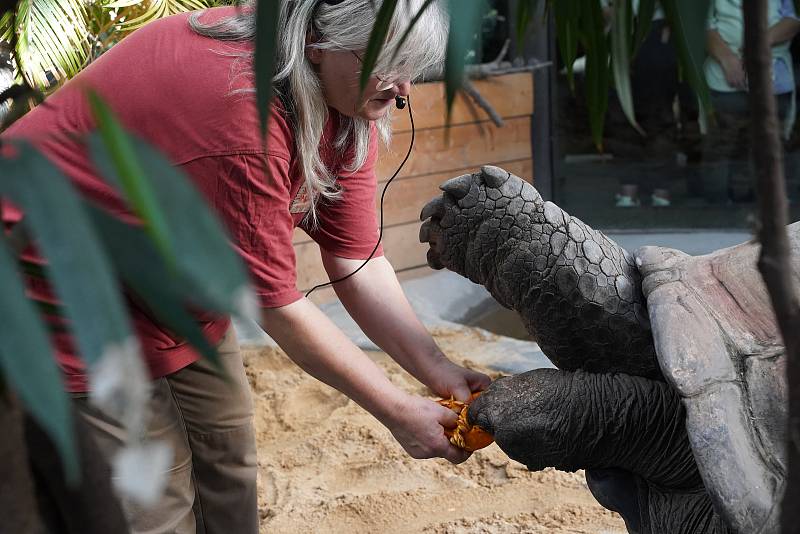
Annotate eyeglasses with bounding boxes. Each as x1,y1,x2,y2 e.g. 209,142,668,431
350,51,409,91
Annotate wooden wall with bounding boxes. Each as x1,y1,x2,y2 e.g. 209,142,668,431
297,72,535,303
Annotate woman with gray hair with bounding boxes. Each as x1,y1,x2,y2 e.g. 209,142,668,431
1,0,490,532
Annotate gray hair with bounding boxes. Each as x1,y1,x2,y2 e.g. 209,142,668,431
189,0,448,224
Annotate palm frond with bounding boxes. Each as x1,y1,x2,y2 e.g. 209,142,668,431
111,0,216,32
13,0,90,88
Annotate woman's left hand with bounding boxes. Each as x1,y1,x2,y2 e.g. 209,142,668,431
424,357,492,402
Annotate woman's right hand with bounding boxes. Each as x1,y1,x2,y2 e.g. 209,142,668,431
721,54,747,90
385,393,471,464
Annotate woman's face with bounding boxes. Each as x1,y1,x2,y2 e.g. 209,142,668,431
308,47,411,121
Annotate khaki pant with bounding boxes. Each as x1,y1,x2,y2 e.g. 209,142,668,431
74,327,258,534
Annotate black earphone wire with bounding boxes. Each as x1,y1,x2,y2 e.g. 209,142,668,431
305,95,414,297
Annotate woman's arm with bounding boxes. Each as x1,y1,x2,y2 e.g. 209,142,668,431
321,251,491,401
768,17,800,46
260,298,470,463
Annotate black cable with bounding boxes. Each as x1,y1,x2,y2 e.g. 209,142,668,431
305,95,415,297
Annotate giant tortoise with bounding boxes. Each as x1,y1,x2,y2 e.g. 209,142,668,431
419,165,791,533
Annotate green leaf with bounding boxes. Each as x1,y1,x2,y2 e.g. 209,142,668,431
0,142,135,367
85,203,223,372
633,0,656,55
0,10,13,43
580,0,609,151
87,90,174,267
88,133,253,318
360,0,398,92
17,258,69,331
103,0,148,8
254,0,279,136
0,235,78,483
444,0,487,118
515,0,538,52
554,0,580,92
13,0,90,87
661,0,711,119
110,0,214,31
611,0,645,136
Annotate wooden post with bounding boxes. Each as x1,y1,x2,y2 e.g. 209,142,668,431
742,1,800,531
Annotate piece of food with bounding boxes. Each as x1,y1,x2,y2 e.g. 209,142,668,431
437,391,494,452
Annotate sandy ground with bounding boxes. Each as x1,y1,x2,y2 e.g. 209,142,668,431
244,327,626,534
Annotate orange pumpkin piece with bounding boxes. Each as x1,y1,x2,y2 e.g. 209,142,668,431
437,391,494,452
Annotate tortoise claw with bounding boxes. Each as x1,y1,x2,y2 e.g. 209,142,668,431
481,165,510,188
427,248,444,270
420,196,445,222
419,220,432,243
439,174,473,200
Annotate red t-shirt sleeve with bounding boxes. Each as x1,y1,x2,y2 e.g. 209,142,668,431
305,128,383,260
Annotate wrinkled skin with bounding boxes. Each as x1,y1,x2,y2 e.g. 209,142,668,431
420,166,790,533
469,370,728,533
419,166,659,379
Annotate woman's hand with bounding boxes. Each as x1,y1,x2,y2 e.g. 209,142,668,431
423,357,492,402
385,393,471,464
707,29,747,91
720,53,747,90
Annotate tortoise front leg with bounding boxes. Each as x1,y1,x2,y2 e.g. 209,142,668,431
468,370,731,534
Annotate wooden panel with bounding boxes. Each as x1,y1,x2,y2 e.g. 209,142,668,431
389,72,534,132
376,158,534,227
293,72,536,297
292,158,533,245
376,116,532,181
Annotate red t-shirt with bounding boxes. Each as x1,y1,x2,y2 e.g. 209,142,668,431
1,7,383,392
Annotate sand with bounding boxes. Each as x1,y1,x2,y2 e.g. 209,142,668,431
243,327,626,534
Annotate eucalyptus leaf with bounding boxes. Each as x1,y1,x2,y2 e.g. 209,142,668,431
88,133,254,320
85,203,224,373
360,0,398,92
0,234,77,483
444,0,486,117
254,0,279,136
0,141,135,367
88,90,174,267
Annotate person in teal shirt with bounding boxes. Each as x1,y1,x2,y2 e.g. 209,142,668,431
701,0,800,203
706,0,798,95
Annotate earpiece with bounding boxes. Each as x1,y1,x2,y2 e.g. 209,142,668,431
395,96,406,109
